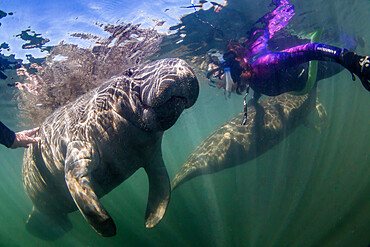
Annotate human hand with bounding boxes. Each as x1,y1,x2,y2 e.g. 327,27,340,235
11,127,41,149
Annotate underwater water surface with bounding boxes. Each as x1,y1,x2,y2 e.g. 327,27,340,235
0,0,369,246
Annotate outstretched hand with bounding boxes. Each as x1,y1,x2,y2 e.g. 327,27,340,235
11,127,41,149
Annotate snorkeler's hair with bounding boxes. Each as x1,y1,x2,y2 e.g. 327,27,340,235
224,41,254,94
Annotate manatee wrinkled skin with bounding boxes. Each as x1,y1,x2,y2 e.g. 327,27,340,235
22,58,199,240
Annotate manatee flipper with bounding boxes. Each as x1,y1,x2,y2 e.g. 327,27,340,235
303,97,328,132
64,141,116,237
312,98,328,131
26,206,72,241
144,157,171,228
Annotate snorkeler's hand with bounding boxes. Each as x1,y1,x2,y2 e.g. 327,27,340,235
11,127,41,149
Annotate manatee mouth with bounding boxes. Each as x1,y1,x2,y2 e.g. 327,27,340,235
153,96,187,130
155,95,187,112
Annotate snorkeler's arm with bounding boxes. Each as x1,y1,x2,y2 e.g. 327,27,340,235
246,0,295,57
10,127,40,149
0,122,40,149
0,121,16,148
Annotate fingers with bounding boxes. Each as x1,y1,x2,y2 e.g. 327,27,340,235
24,135,41,144
11,127,41,149
19,136,41,148
22,127,40,137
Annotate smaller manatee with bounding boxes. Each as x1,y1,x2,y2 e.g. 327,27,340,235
171,87,323,191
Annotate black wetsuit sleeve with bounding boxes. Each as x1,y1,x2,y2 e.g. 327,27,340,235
0,121,16,148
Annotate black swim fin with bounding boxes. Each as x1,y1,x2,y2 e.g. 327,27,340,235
340,49,370,91
25,206,72,241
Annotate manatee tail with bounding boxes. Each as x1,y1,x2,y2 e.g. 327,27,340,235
171,161,203,191
171,145,230,191
170,172,187,191
26,206,72,241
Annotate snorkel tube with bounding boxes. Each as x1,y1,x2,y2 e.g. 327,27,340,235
224,66,233,97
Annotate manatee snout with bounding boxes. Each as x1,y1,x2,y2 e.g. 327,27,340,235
141,58,199,109
141,58,199,130
169,58,199,109
158,72,199,109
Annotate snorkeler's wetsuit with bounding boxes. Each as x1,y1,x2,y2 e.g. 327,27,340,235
0,121,15,148
248,42,345,96
228,0,369,96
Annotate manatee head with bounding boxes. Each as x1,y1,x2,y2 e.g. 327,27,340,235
125,58,199,131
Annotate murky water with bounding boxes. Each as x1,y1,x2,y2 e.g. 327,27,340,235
0,0,369,246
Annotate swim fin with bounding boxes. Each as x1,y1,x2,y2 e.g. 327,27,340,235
341,49,370,91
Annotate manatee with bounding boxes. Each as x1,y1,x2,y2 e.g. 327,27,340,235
22,58,199,240
171,86,325,190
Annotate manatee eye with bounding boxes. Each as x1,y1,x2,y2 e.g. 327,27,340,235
124,69,134,77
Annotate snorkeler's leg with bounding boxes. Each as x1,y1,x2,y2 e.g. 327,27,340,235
252,43,343,78
280,43,369,91
280,43,343,65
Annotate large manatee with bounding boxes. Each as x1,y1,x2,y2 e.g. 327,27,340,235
22,58,199,240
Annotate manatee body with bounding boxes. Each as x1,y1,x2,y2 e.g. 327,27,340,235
22,58,199,239
171,87,323,190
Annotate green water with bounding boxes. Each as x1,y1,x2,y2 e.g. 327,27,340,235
0,74,369,246
0,0,369,246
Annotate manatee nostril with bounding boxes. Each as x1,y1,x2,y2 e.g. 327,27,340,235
130,82,140,94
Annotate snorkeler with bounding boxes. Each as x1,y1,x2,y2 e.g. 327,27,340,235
211,41,369,126
206,0,370,125
0,121,40,148
221,41,370,95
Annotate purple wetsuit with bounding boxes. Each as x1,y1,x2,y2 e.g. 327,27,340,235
0,121,15,148
239,0,345,96
249,43,343,96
